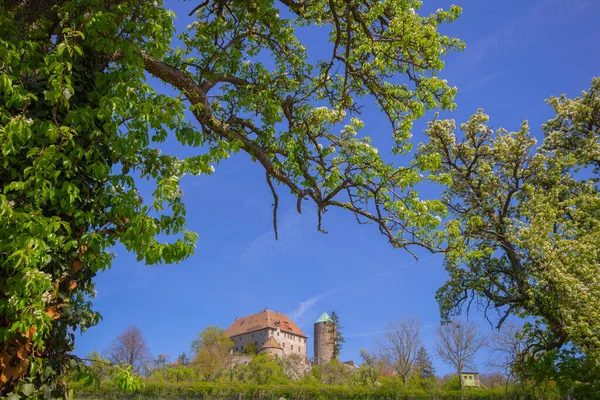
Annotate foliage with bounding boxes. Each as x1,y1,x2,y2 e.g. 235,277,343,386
147,364,196,384
278,353,308,381
415,346,436,390
1,0,465,395
0,0,215,396
243,341,258,356
153,354,170,371
190,326,233,382
356,349,385,387
420,79,600,394
81,351,112,383
70,380,561,399
326,311,345,360
175,352,191,366
315,360,355,386
247,354,288,385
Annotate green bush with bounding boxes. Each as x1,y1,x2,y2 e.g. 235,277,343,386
71,381,564,400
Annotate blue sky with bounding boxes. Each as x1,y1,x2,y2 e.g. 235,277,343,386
74,0,600,376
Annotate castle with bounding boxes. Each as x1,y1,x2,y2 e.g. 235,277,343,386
225,308,335,365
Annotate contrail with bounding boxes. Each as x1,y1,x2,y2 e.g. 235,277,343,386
290,253,442,319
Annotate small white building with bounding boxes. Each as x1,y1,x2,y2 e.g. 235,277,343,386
460,372,482,388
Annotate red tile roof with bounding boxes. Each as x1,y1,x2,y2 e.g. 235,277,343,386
225,309,307,338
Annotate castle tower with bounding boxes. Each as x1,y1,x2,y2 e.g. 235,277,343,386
313,312,334,365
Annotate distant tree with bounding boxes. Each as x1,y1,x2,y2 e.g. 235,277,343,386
83,351,112,382
318,359,355,385
105,326,152,374
244,341,258,355
379,317,423,388
415,346,435,380
175,352,191,366
358,349,384,386
166,365,195,383
190,326,233,381
248,354,288,385
278,353,306,380
436,320,487,391
153,354,170,370
327,311,345,359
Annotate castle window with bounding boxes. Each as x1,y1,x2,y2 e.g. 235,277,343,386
299,347,301,352
252,333,254,338
241,345,244,351
283,343,285,348
236,347,238,352
291,345,294,350
277,332,279,336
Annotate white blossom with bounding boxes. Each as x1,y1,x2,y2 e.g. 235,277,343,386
210,165,215,173
8,295,17,305
41,291,52,303
25,118,33,124
63,88,72,100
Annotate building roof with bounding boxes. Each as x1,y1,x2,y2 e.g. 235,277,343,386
226,309,307,338
315,312,331,323
260,336,282,350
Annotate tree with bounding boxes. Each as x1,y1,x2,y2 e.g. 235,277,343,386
327,311,345,359
247,354,288,385
488,323,526,387
105,326,152,375
420,79,600,393
83,351,112,382
317,359,355,385
243,341,258,356
436,320,486,391
175,352,191,366
378,317,423,388
358,349,384,386
278,353,307,381
165,365,195,383
153,353,170,371
1,0,464,396
190,326,233,382
415,346,435,387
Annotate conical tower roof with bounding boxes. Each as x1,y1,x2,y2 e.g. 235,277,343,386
260,336,282,350
315,312,331,323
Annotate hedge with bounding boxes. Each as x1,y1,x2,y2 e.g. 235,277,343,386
71,382,562,400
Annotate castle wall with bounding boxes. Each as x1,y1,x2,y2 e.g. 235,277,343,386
313,321,334,365
231,328,307,359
